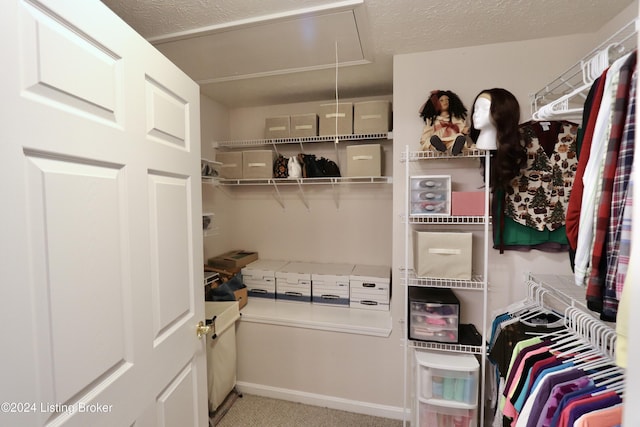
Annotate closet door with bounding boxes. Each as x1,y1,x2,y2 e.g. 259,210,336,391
0,1,207,426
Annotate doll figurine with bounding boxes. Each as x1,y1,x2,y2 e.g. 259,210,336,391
419,90,469,155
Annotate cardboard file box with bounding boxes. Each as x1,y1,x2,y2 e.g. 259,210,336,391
413,231,472,280
451,191,485,216
409,287,460,343
353,100,392,134
410,175,451,216
275,262,313,303
241,259,289,300
310,262,354,307
346,144,383,177
290,113,318,137
349,264,391,311
264,116,290,139
242,150,276,179
216,151,243,179
319,102,353,136
208,250,258,270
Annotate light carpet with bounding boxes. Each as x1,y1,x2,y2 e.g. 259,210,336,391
212,393,403,427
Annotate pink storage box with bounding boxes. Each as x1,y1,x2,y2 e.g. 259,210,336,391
451,192,485,216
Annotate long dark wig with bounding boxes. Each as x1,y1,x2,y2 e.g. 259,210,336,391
419,90,468,125
469,88,525,192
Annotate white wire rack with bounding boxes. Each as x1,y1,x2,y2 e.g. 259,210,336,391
530,18,638,121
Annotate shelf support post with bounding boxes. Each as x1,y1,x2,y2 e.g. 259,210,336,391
270,179,286,210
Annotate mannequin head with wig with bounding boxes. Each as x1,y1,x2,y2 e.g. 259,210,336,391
469,88,525,191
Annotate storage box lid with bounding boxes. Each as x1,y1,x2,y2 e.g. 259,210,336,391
242,259,289,276
409,286,459,304
309,262,355,277
414,349,478,371
350,264,390,282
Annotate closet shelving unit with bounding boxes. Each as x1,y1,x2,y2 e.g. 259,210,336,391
213,132,393,208
401,146,490,426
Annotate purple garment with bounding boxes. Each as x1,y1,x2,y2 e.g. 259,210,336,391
524,367,585,427
537,375,591,427
567,392,622,426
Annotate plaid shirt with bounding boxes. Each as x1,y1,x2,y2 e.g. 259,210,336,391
586,52,636,318
607,69,636,303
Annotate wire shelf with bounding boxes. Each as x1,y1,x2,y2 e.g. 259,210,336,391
409,341,484,354
215,132,391,148
217,176,392,186
530,18,638,118
402,149,486,161
407,215,490,225
402,270,486,290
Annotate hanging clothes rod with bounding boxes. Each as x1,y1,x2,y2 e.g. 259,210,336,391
530,17,638,120
525,273,618,359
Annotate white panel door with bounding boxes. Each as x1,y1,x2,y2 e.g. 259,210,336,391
0,1,207,426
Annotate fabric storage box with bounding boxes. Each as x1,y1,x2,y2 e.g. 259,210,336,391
409,287,460,343
216,151,243,179
318,102,353,136
310,262,354,306
264,115,291,139
290,113,318,137
415,350,479,405
242,150,276,179
418,401,477,427
208,250,258,270
241,259,288,300
413,231,472,280
353,100,392,134
349,264,391,311
346,144,383,177
275,261,313,303
451,192,485,216
204,301,240,412
410,175,451,216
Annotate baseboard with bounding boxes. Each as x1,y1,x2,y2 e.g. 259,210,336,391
235,381,407,421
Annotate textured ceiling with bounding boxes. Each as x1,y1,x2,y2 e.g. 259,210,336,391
101,0,636,107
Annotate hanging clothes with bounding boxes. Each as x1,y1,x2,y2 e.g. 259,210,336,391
492,120,578,253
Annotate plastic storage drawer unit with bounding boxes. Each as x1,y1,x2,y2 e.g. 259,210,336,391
409,287,460,343
415,350,479,406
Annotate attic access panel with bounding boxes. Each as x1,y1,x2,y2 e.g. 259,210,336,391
152,7,371,84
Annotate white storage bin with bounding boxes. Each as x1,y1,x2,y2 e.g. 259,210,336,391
415,350,478,406
417,402,477,427
275,261,313,303
205,301,240,412
242,259,289,300
310,262,354,307
349,264,390,311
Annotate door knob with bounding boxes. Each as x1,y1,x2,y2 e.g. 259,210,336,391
196,321,211,339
